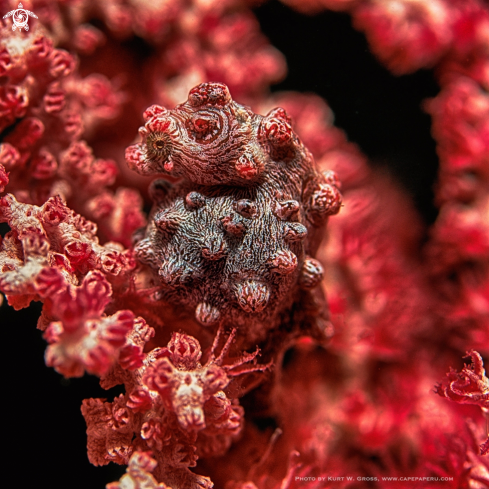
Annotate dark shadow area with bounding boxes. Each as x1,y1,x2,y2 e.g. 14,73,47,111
0,222,10,237
1,299,125,488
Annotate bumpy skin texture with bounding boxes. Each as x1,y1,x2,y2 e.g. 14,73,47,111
126,82,341,341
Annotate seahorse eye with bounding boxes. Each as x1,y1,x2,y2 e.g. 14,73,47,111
153,139,165,151
147,132,171,160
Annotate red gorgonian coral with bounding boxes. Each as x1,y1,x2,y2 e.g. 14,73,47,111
437,350,489,456
82,327,270,487
437,350,489,407
3,0,489,488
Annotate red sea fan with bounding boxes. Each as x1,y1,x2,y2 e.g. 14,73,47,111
0,193,134,309
107,451,171,489
352,0,454,74
44,271,138,378
82,327,270,487
437,351,489,459
3,0,489,488
0,16,145,247
437,350,489,409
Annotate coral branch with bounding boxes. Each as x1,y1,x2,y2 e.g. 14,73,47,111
437,350,489,408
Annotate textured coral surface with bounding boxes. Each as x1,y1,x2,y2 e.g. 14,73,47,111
2,0,489,488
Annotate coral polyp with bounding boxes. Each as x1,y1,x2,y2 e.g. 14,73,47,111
127,82,341,340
